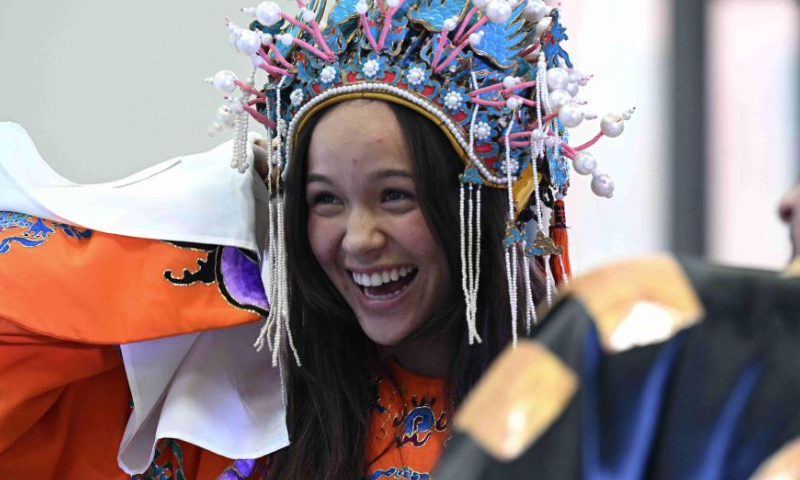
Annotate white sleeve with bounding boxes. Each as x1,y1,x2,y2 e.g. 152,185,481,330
118,321,289,474
0,122,269,252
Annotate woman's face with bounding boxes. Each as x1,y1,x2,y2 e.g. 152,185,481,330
305,100,450,346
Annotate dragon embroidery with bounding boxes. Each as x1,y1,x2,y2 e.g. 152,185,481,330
0,211,91,254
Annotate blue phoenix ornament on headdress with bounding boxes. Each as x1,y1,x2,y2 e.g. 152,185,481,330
206,0,634,358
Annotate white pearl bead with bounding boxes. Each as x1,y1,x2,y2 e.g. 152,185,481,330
229,32,241,52
506,96,522,110
546,67,570,91
600,113,625,137
535,17,552,35
443,17,458,31
280,33,294,46
261,32,273,45
301,8,316,22
386,0,399,7
622,108,635,121
548,89,571,111
356,0,369,14
522,0,548,22
531,128,544,141
473,0,490,8
591,173,615,198
256,1,282,26
231,100,244,113
237,30,262,56
566,82,579,97
212,70,238,94
503,76,517,89
216,106,236,127
468,32,482,46
572,151,596,175
251,55,265,67
558,102,583,128
486,0,512,23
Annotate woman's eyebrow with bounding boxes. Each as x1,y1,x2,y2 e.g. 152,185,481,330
370,169,413,181
306,173,333,185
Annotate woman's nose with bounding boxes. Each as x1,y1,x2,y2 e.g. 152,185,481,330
342,208,386,256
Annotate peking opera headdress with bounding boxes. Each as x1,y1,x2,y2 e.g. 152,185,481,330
206,0,633,365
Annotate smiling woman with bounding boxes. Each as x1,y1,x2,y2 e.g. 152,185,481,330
276,99,538,480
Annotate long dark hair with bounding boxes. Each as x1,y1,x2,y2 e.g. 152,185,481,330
268,100,544,480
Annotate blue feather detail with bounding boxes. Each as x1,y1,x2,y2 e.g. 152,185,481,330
544,10,573,68
470,2,534,73
459,165,484,185
408,0,467,32
328,0,362,26
503,226,524,247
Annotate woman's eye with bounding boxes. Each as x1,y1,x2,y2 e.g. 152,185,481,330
383,190,412,202
313,193,339,205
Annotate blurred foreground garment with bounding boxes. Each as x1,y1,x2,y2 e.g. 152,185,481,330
437,256,800,480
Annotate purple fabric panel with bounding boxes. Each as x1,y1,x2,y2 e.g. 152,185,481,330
220,246,270,310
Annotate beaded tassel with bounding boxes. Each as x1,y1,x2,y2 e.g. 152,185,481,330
460,182,481,344
255,98,278,352
527,52,557,309
503,120,519,348
544,254,554,307
230,68,258,173
458,72,483,345
254,77,302,368
471,184,482,338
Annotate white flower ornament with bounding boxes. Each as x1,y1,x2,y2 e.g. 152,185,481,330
475,122,492,142
320,65,337,84
290,89,304,107
406,66,426,86
363,59,380,78
444,91,462,110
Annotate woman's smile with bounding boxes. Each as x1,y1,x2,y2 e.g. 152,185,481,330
349,265,419,303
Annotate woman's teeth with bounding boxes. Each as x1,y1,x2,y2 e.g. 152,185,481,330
351,266,416,287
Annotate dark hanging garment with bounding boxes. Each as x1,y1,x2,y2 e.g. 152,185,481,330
436,256,800,480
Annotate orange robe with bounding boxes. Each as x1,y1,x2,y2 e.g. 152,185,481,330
0,214,265,479
365,361,451,480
